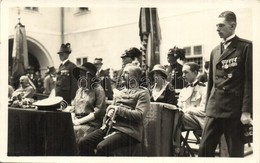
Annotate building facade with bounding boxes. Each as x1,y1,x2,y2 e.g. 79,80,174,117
8,7,252,75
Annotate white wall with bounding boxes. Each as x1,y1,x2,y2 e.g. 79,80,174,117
63,7,141,70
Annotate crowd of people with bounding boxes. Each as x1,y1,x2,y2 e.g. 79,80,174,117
8,11,252,157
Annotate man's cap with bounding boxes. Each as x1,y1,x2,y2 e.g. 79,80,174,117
33,96,63,111
121,47,142,58
73,62,97,80
57,43,72,54
93,58,103,65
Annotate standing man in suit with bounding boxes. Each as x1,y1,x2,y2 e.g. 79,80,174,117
198,11,252,157
55,43,78,104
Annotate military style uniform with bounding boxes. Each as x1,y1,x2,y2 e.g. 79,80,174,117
178,80,206,130
55,60,77,104
199,35,252,157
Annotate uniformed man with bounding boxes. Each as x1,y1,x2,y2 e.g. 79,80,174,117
178,62,206,130
55,43,77,104
198,11,252,157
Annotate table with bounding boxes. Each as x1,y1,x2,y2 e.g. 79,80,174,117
8,107,77,156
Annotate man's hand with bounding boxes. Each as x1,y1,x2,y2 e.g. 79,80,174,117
106,105,118,118
240,112,252,125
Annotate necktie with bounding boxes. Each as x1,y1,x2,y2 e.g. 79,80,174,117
221,39,233,54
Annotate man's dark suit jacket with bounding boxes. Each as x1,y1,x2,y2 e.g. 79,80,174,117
206,36,252,118
56,60,78,104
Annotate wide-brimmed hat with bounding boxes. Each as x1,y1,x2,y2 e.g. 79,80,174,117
150,64,168,78
121,47,142,58
73,62,97,80
57,43,71,54
93,58,103,65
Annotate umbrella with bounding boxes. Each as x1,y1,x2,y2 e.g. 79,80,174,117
139,8,161,71
11,21,29,88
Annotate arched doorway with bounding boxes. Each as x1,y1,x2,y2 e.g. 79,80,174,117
9,37,53,75
9,36,53,88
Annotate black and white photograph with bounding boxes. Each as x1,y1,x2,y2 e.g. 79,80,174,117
0,0,259,162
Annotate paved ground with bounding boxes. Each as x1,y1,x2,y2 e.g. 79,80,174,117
182,131,253,157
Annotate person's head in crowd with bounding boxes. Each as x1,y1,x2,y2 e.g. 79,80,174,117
57,43,72,62
217,11,237,40
121,47,142,66
167,46,185,65
73,62,97,90
150,64,168,86
93,58,103,72
26,66,35,75
46,66,56,76
122,63,142,89
19,76,30,88
182,62,199,84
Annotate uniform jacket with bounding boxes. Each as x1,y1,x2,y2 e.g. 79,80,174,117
206,36,252,118
107,87,150,142
55,60,78,104
178,81,207,117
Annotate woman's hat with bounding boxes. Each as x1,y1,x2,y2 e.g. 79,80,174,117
93,58,103,65
167,46,186,61
73,62,97,80
57,43,71,54
150,64,168,78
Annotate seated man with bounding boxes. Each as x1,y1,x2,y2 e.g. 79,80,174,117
78,64,150,156
178,62,206,130
11,75,36,99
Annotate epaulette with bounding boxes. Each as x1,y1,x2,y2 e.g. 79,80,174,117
198,82,206,87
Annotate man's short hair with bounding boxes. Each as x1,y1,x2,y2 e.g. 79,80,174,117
184,62,199,73
218,11,237,23
125,63,142,79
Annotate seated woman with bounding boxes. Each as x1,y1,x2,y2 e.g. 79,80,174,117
78,63,150,156
150,64,176,105
11,75,36,99
70,62,106,144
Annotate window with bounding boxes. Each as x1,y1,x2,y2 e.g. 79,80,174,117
24,7,39,12
75,7,90,15
183,47,191,56
185,57,203,71
82,57,88,64
79,7,89,12
194,45,202,55
76,57,88,66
